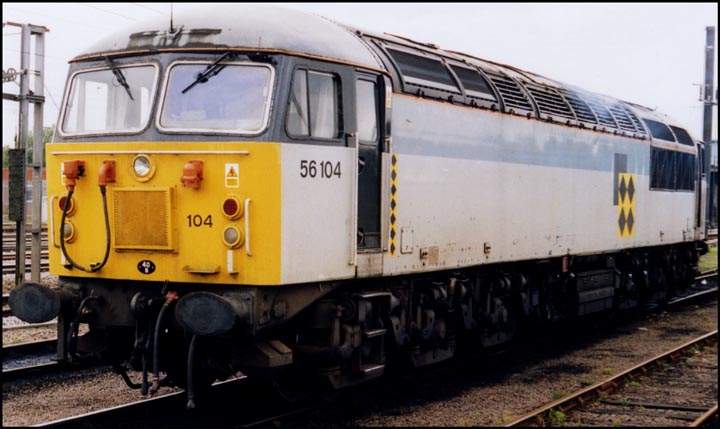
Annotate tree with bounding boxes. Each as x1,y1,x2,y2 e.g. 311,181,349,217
2,126,55,167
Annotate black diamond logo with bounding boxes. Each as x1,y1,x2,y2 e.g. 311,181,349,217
390,228,396,239
628,176,635,203
391,170,397,181
390,214,396,225
390,199,396,209
391,155,397,166
390,243,396,254
391,184,397,195
627,208,634,234
618,208,627,234
619,176,627,204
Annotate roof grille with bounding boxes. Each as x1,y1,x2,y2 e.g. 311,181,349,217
525,84,576,121
579,94,618,129
622,106,647,135
485,72,534,113
557,88,597,124
608,103,638,133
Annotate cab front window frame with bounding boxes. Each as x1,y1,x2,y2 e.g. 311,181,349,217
59,62,159,137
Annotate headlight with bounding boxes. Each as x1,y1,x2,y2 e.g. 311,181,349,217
133,155,152,178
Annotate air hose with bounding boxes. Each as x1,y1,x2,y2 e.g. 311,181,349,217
59,186,111,273
186,335,198,409
66,295,101,362
150,291,179,394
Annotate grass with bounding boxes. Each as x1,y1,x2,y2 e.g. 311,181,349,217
494,411,513,425
579,378,594,387
552,390,567,400
548,409,566,425
628,381,641,387
699,244,717,272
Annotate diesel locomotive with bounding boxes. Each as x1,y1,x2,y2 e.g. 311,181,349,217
10,5,710,405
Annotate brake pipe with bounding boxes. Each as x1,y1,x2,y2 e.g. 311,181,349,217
66,295,102,362
150,291,179,394
186,335,198,409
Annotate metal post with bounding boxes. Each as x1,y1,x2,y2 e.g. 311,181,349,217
703,26,716,232
14,24,31,288
31,26,46,281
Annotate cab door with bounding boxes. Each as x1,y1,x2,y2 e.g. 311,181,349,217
356,74,383,250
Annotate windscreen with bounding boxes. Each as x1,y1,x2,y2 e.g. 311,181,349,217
159,62,274,134
62,64,157,134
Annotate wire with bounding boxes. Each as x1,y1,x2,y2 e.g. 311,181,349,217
3,5,109,30
130,3,166,15
80,4,141,21
43,82,60,111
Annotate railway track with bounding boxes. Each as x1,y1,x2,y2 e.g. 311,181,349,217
36,376,249,428
504,330,718,427
2,338,60,381
2,225,50,275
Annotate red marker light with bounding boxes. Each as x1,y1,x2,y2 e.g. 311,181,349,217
222,196,243,219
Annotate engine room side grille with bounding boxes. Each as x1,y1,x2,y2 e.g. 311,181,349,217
580,94,618,129
525,84,576,121
608,103,638,133
113,188,174,250
557,88,597,124
621,105,647,136
485,72,534,113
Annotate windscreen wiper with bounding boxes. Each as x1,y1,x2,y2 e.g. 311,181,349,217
181,51,235,94
104,56,134,101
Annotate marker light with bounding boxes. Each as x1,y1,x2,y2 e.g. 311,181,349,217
222,196,243,220
58,195,76,216
222,226,244,248
62,221,77,243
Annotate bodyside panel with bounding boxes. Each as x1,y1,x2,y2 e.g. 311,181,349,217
382,96,696,276
280,144,357,284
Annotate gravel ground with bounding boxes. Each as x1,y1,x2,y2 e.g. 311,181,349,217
331,299,718,427
3,272,58,295
2,367,181,427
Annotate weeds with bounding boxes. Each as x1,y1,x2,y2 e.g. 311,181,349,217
548,409,566,425
579,378,594,387
552,390,566,400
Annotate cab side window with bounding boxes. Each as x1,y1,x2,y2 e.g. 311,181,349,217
287,69,342,139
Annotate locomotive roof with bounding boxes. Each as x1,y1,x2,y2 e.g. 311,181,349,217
73,5,383,70
73,5,696,142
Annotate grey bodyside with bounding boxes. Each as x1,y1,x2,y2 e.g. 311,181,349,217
381,96,695,276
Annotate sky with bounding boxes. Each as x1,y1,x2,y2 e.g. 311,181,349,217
2,2,718,148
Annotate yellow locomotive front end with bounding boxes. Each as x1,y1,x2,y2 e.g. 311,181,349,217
47,142,282,286
46,58,283,286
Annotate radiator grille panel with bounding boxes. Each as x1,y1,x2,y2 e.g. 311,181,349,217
113,188,172,250
486,72,534,112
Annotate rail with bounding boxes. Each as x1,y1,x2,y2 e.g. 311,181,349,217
504,330,718,427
